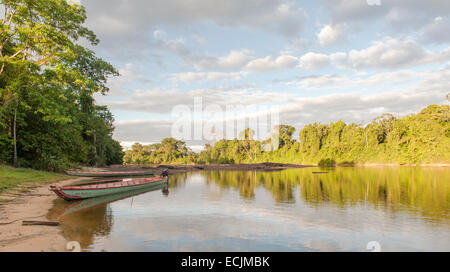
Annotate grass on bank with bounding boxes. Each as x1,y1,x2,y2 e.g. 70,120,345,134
0,165,71,193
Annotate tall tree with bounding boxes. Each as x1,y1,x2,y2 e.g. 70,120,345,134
0,0,121,169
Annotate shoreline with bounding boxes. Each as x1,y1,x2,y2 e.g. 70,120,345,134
77,162,316,175
0,162,448,252
0,177,86,252
107,162,450,174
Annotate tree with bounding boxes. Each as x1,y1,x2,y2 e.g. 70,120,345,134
0,0,120,170
369,113,396,144
276,125,295,148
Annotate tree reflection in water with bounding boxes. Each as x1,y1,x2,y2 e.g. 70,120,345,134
202,167,449,221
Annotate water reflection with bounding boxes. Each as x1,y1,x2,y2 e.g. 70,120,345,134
202,167,449,221
48,167,450,251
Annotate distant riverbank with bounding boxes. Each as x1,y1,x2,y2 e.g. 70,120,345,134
106,162,450,175
103,162,314,174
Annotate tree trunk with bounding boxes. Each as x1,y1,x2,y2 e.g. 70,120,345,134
13,100,17,167
365,131,368,149
92,132,97,166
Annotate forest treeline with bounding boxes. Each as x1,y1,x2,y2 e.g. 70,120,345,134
0,0,123,170
124,104,450,165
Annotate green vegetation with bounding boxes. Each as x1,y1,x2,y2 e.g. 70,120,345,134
0,164,70,192
0,0,123,171
124,104,450,165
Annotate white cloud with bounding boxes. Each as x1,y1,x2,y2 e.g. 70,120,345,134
194,49,254,71
171,71,248,83
284,70,427,89
329,37,450,70
246,54,298,72
324,0,450,31
317,24,345,46
106,85,293,115
81,0,307,40
422,17,450,44
345,37,424,69
217,50,254,70
112,65,449,144
299,52,330,69
78,1,308,64
104,63,153,96
194,51,299,72
154,34,189,56
114,119,173,143
285,75,344,87
151,33,255,72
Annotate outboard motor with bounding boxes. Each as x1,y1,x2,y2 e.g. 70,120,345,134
161,168,169,177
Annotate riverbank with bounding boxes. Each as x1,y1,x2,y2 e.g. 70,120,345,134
103,162,450,174
0,165,78,252
0,165,71,194
0,176,87,252
103,162,315,174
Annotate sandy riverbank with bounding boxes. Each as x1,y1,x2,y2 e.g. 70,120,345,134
0,178,86,252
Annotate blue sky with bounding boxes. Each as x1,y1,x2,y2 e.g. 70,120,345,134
76,0,450,150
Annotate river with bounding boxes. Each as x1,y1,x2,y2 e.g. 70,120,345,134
48,166,450,251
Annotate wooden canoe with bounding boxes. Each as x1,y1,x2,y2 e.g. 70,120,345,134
50,176,168,201
66,170,154,177
58,182,168,216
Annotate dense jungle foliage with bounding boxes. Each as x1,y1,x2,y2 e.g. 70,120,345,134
123,104,450,165
0,0,123,170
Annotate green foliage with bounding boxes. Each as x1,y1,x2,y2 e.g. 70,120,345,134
0,0,123,170
0,164,70,192
123,138,193,165
124,105,449,165
318,158,336,166
294,105,449,164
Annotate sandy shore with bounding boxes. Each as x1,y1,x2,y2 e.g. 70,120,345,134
0,178,86,252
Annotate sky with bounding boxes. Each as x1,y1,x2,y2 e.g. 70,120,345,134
76,0,450,151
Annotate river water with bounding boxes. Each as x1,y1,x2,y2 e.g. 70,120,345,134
48,167,450,251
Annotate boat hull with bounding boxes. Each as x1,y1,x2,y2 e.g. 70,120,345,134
66,170,154,177
60,182,168,216
51,177,168,201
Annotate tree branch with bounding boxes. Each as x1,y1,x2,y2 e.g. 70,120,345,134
8,48,26,59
